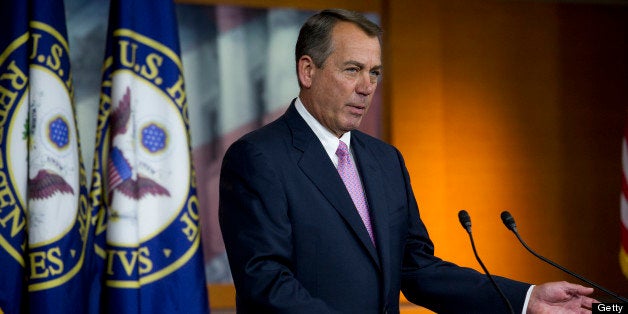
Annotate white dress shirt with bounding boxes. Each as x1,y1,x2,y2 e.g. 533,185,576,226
295,98,355,168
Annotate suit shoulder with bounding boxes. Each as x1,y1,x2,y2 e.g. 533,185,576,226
222,117,296,173
352,130,400,155
233,117,289,148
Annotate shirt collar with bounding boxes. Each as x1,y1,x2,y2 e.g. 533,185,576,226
295,97,352,165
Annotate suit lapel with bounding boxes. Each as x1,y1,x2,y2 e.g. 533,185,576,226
352,133,392,298
284,103,380,267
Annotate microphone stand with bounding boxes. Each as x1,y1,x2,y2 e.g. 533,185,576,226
459,210,515,314
501,211,628,303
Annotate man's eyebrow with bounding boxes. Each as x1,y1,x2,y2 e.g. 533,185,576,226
343,60,364,68
371,64,384,72
344,60,383,71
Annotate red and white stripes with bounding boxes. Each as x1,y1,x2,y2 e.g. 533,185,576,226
620,119,628,278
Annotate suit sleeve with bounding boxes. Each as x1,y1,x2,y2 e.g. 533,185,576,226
395,149,532,313
218,139,339,314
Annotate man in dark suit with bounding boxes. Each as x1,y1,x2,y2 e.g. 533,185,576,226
219,8,596,313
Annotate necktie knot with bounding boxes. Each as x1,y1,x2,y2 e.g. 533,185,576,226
336,140,350,159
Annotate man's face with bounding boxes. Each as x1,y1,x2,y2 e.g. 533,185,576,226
300,22,382,138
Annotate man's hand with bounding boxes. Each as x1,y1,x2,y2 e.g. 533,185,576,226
527,281,597,314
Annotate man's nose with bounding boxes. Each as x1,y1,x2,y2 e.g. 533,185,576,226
356,72,377,96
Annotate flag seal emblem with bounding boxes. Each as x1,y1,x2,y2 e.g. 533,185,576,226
0,29,29,270
26,21,90,292
98,29,201,288
48,116,70,150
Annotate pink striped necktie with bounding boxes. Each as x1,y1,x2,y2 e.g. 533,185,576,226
336,140,375,244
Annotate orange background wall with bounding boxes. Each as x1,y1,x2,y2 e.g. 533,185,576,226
180,0,628,308
384,0,628,301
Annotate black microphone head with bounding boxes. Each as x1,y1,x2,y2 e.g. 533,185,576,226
458,210,472,232
500,211,517,232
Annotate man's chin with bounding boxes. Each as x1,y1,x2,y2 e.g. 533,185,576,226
342,121,363,133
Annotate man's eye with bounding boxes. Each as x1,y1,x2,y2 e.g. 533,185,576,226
346,67,359,73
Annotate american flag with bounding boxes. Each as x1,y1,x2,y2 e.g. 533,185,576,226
107,147,132,192
621,117,628,279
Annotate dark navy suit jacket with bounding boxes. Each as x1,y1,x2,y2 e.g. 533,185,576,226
219,102,531,313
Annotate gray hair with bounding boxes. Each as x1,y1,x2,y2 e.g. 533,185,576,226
295,8,383,69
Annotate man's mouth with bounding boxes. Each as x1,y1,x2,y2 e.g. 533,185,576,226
347,104,366,115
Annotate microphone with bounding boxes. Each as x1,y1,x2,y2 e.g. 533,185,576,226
500,210,628,303
458,210,515,314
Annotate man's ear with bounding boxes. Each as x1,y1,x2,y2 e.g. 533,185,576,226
297,55,315,88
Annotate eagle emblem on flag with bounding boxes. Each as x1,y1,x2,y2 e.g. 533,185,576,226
107,87,170,201
28,169,74,199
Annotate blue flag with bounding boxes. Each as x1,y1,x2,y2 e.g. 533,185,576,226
89,0,209,313
26,0,92,312
1,0,93,313
0,1,29,311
